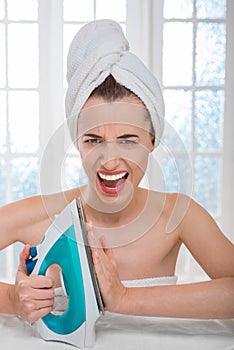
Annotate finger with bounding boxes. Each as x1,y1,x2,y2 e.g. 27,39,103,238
99,235,115,260
34,298,54,310
30,275,54,289
91,248,105,280
29,286,54,300
26,306,54,323
99,234,107,248
35,305,54,318
86,223,101,249
86,223,109,274
103,246,116,264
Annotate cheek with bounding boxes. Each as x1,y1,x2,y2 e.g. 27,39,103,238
127,149,150,178
79,145,102,176
128,146,150,167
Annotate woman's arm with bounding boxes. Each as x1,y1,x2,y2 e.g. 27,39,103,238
0,187,80,248
0,195,52,249
179,197,234,279
115,278,234,319
0,245,54,322
87,203,234,319
90,240,234,319
0,187,80,320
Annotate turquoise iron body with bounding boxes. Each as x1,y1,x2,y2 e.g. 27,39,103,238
26,198,104,348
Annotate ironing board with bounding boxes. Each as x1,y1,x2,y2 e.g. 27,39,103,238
0,313,233,350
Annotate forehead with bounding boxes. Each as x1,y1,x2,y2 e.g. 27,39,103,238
77,102,150,137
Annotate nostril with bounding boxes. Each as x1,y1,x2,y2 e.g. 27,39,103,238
101,158,120,169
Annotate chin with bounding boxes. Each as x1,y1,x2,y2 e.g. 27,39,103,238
87,178,135,214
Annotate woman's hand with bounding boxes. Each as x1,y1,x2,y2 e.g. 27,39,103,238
87,222,129,314
10,245,54,323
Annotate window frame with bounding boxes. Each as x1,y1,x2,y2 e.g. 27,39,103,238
127,0,234,241
0,0,233,282
127,0,233,282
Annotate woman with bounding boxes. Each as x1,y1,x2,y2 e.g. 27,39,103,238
0,20,233,323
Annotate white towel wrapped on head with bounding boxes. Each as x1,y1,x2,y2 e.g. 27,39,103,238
65,19,165,145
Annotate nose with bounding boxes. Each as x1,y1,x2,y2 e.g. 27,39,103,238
100,140,120,170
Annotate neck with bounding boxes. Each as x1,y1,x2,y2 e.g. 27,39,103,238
81,185,148,228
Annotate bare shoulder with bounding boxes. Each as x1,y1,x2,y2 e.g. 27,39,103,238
0,186,83,248
41,186,82,217
146,190,191,233
0,195,44,248
173,194,234,278
147,191,234,278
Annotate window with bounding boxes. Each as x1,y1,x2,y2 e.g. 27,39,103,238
0,0,39,280
162,0,228,281
0,0,127,281
127,0,233,282
0,0,233,282
62,0,127,190
162,0,226,221
0,0,39,205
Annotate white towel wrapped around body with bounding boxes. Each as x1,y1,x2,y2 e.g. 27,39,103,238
65,19,165,144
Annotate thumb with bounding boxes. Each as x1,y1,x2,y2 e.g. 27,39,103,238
18,244,31,276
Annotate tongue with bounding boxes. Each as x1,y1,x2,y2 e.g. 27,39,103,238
102,179,125,188
102,179,120,188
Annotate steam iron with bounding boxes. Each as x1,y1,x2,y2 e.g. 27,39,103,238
26,197,104,348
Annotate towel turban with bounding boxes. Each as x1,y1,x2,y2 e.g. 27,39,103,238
65,19,165,144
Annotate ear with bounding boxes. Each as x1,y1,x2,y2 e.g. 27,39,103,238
150,135,156,151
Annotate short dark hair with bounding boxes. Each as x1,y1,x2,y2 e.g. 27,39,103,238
89,74,155,141
89,74,138,101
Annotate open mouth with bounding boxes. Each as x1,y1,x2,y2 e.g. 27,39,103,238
97,171,128,194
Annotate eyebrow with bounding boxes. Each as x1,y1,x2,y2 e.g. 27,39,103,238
83,133,139,139
83,133,103,138
117,134,139,139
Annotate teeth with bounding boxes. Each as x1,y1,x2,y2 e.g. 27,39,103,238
98,172,127,181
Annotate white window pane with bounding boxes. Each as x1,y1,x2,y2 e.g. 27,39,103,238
8,91,39,153
8,23,38,88
196,23,226,86
7,0,38,20
196,0,226,19
96,0,126,22
64,0,94,21
164,0,193,19
62,155,87,190
11,157,39,200
163,22,193,86
0,158,6,205
164,89,192,151
0,24,5,87
0,91,6,152
194,157,222,217
0,0,4,19
195,90,224,152
64,24,83,87
162,156,192,194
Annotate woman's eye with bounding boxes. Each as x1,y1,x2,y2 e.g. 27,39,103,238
118,139,137,145
84,139,102,144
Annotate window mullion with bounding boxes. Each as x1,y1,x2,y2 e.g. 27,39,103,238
152,0,163,85
38,0,65,194
191,0,196,198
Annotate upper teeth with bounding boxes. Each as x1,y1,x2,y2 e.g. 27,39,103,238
98,172,127,181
